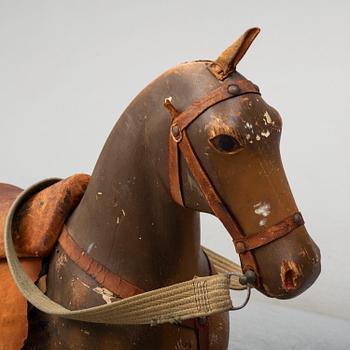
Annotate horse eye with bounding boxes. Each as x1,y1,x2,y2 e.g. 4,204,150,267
209,134,242,153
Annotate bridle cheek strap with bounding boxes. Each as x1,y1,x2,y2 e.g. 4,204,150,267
175,130,260,275
165,78,305,282
167,79,258,207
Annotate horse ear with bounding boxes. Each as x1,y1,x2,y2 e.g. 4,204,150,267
208,27,260,80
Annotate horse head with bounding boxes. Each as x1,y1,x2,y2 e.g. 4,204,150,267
146,28,320,299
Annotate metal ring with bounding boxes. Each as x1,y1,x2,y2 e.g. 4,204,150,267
230,284,252,311
228,270,255,311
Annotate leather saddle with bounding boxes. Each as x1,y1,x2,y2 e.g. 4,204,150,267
0,174,89,350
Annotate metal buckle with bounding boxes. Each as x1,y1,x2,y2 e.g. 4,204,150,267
229,270,256,311
171,123,182,142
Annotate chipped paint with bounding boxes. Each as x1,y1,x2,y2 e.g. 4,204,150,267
121,209,126,216
55,253,68,274
263,111,273,125
254,202,271,217
206,116,234,139
164,96,173,103
206,116,245,149
80,329,90,336
261,130,271,138
280,260,303,291
93,287,117,304
244,121,256,144
255,135,261,141
244,122,253,129
74,277,91,290
87,242,95,254
175,338,192,350
96,191,103,200
259,218,267,226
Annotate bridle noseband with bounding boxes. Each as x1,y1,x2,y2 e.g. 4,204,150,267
164,76,304,285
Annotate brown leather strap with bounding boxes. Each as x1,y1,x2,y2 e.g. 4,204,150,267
168,79,259,208
234,212,304,254
58,227,144,298
180,318,209,350
168,126,183,206
172,79,257,132
166,80,261,276
195,317,210,350
178,131,260,273
174,119,260,274
180,131,243,240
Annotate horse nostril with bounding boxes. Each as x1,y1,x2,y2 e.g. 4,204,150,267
280,260,302,292
284,269,296,290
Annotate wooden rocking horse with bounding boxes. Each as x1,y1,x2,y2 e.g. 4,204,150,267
0,28,321,349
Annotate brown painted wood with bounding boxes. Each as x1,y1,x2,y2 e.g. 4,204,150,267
3,28,321,349
25,61,320,349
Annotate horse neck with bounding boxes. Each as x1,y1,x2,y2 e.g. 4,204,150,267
66,112,203,291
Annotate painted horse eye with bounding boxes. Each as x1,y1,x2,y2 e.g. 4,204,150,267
210,134,242,153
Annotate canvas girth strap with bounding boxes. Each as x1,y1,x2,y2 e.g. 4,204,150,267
59,226,210,349
4,178,249,329
165,78,305,282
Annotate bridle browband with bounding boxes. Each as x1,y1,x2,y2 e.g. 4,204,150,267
164,75,304,284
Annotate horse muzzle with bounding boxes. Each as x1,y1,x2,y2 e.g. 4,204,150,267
252,225,321,299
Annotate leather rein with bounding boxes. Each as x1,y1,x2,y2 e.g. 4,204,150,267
164,76,304,284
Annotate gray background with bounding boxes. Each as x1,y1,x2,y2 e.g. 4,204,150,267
1,1,349,349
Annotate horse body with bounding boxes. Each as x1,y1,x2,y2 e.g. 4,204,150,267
2,28,321,350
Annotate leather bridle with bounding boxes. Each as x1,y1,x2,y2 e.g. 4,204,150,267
164,76,304,284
